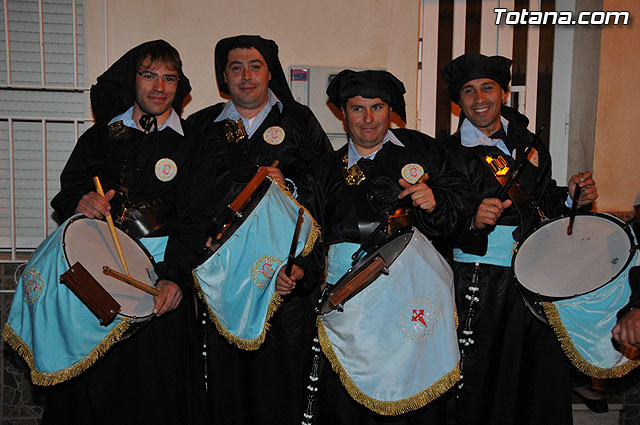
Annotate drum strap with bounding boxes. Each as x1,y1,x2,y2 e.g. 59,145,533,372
113,196,177,238
473,147,542,240
106,121,131,195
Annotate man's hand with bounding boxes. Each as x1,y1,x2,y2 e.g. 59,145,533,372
612,309,640,348
265,166,286,186
398,178,436,212
568,171,598,206
275,264,304,296
76,189,116,218
153,280,183,316
472,198,513,231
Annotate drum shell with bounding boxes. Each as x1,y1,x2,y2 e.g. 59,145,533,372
319,229,413,315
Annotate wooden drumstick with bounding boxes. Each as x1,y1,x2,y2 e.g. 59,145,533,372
93,176,130,277
102,266,160,296
567,184,582,236
284,208,305,277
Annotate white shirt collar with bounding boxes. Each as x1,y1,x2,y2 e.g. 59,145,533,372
459,116,511,156
347,129,405,168
214,89,283,138
108,106,184,136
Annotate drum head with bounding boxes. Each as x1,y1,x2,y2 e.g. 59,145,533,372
63,218,156,320
513,214,633,298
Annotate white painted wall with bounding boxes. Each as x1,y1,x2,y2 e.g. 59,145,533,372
85,0,421,126
593,0,640,211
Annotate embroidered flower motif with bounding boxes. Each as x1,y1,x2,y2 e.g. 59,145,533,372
400,298,439,341
251,255,283,289
22,267,45,305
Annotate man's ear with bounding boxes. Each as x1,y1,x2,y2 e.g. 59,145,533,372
223,71,227,84
269,71,271,81
501,89,509,104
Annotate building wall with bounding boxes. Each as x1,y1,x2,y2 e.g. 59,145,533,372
567,0,601,183
593,0,639,212
84,0,422,127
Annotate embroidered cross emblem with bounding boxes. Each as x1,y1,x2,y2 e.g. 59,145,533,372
412,309,428,328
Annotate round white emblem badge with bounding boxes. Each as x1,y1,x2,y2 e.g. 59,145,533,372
401,163,425,184
263,126,285,145
155,158,178,182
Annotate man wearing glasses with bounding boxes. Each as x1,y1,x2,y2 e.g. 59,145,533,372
44,40,214,425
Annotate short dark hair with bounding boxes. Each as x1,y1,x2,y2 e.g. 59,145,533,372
135,40,182,74
224,44,269,73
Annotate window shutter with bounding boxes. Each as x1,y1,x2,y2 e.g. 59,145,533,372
0,0,88,250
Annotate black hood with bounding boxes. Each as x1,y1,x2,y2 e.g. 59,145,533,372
214,35,293,103
90,39,191,125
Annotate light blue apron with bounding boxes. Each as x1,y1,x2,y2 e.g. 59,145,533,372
319,229,460,415
193,182,319,350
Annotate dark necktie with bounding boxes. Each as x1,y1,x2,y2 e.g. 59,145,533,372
139,115,158,133
489,127,519,156
489,127,516,153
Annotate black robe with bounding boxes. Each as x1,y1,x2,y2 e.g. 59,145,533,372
186,99,332,425
187,100,333,217
299,129,475,425
441,106,574,425
43,119,216,425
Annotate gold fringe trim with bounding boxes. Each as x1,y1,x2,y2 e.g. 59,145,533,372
541,302,640,379
317,318,460,415
454,306,459,329
273,180,321,257
2,319,132,386
193,272,283,351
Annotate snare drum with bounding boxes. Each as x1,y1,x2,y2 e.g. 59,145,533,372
514,212,635,300
63,216,157,320
319,230,412,315
193,181,318,350
512,212,640,377
3,215,161,385
317,228,460,414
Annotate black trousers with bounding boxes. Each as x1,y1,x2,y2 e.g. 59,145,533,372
454,262,573,425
